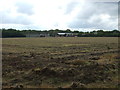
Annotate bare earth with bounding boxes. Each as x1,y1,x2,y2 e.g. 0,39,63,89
2,37,119,88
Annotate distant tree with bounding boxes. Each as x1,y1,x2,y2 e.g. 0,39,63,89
1,28,120,37
73,31,79,33
2,28,25,38
65,29,71,33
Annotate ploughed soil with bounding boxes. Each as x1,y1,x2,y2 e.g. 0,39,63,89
2,37,119,88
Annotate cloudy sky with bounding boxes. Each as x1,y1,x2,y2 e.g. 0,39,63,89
0,0,119,31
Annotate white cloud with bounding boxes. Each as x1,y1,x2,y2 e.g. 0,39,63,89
0,0,118,31
68,2,118,30
15,1,34,15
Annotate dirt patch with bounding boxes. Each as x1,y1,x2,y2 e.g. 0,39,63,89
2,37,119,88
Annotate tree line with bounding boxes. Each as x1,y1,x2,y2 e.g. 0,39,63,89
1,28,120,38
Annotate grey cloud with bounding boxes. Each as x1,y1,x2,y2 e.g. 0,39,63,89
96,2,117,17
64,1,79,14
118,2,120,19
15,2,34,15
67,2,118,30
78,2,117,19
0,11,32,25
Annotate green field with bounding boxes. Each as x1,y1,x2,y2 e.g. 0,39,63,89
2,37,119,88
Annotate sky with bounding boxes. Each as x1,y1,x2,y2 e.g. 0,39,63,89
0,0,119,31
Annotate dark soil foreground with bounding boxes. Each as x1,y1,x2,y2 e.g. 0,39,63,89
2,37,119,89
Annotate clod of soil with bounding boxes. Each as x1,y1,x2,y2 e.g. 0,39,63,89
10,84,24,89
89,56,100,60
33,67,58,77
70,82,85,88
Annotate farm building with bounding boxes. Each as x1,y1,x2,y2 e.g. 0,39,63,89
57,33,78,37
25,33,50,37
25,33,78,37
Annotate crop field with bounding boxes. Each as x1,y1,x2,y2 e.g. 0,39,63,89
2,37,119,88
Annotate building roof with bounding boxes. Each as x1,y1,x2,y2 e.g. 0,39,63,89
57,33,72,35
